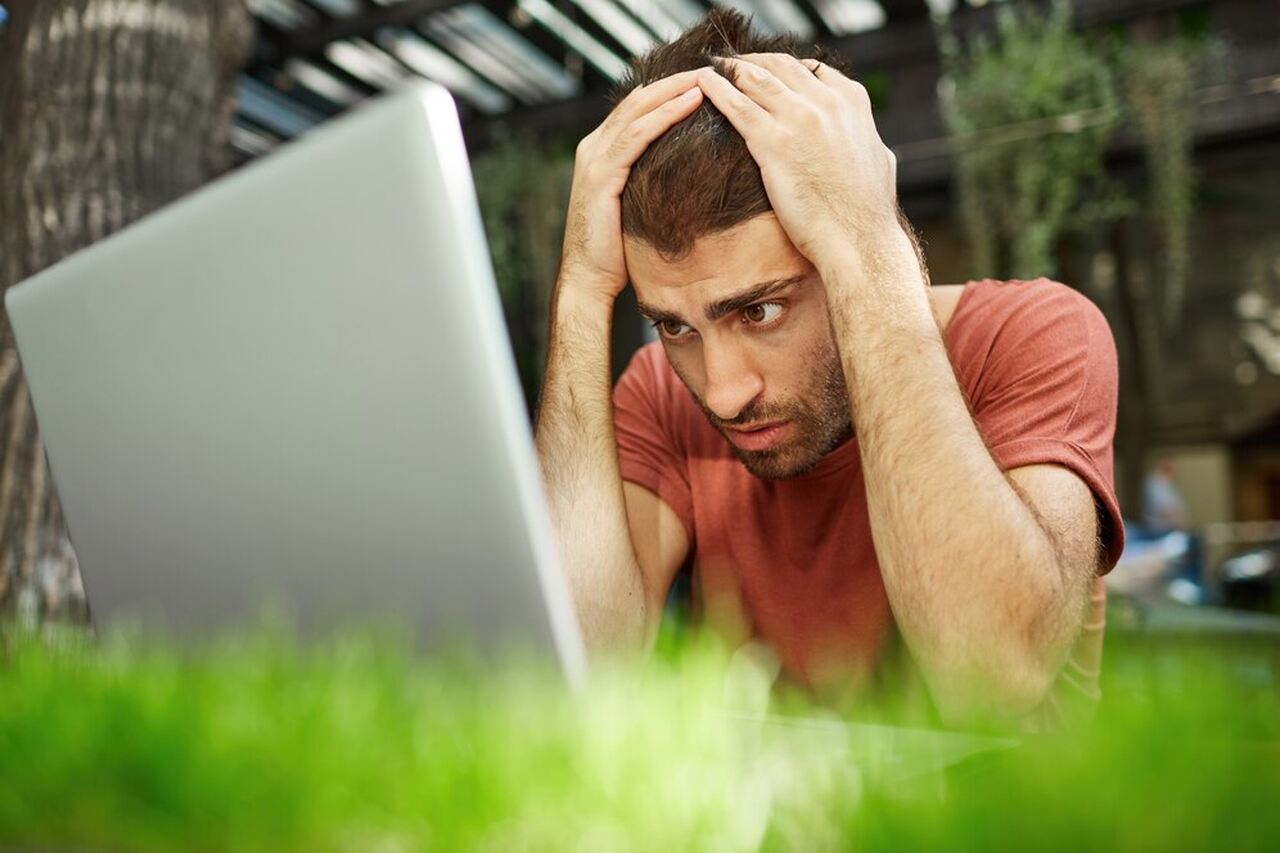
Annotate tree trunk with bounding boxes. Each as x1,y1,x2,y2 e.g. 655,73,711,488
1109,220,1157,517
0,0,253,624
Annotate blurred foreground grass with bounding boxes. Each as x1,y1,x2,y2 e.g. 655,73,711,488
1,620,1278,851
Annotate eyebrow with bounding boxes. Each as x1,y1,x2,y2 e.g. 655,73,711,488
635,274,808,326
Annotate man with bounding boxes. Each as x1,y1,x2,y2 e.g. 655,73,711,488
535,11,1122,726
1142,458,1188,535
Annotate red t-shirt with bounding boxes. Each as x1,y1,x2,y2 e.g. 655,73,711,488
613,278,1124,711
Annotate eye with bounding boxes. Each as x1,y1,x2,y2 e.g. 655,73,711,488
653,318,694,340
743,302,783,326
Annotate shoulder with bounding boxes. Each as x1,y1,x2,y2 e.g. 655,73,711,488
614,342,702,430
947,279,1117,406
624,340,671,372
951,279,1112,364
965,278,1107,329
617,341,681,397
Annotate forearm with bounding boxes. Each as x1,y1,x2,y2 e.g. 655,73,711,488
534,286,647,652
822,231,1078,720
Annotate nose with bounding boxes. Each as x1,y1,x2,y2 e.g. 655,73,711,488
702,339,764,422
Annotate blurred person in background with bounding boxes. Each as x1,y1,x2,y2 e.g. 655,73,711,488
536,10,1123,729
1138,456,1205,595
0,1,253,624
1141,457,1188,535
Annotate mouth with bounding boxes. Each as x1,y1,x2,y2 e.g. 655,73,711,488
724,420,793,452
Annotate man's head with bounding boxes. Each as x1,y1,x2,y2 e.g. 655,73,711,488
611,11,855,479
611,10,848,259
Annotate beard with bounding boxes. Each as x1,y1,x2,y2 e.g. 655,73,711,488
678,337,853,480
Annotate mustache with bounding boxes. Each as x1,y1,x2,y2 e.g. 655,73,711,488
703,399,794,430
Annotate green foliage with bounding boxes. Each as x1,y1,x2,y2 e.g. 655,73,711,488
852,643,1280,851
1,622,1278,850
471,134,575,408
941,0,1211,296
862,70,891,111
941,0,1127,279
1121,36,1220,330
0,625,768,850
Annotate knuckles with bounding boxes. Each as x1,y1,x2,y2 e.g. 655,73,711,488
792,102,824,131
846,80,871,109
574,133,598,160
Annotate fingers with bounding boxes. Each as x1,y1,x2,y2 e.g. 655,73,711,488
736,53,830,101
609,87,704,165
806,60,846,86
708,57,795,116
606,68,703,129
712,54,871,117
589,69,706,167
804,59,871,106
585,54,870,178
695,66,770,135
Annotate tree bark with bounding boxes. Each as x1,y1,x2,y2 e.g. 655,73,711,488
0,0,253,624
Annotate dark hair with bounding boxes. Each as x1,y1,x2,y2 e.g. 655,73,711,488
609,10,850,259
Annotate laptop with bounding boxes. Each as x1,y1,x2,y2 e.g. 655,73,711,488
5,82,585,684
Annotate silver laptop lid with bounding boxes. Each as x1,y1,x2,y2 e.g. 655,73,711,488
6,83,585,682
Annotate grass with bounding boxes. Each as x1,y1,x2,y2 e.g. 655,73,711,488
0,620,1277,851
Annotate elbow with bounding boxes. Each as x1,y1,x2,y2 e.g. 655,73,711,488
928,643,1057,729
931,562,1072,727
572,590,652,659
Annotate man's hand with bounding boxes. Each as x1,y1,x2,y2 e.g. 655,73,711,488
558,70,704,302
694,56,899,270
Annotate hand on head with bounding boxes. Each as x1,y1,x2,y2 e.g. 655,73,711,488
558,9,900,306
556,71,704,303
695,54,899,268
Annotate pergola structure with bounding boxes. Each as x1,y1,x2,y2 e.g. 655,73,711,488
238,0,1270,178
241,0,942,157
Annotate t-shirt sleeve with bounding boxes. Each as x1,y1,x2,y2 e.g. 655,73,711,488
612,343,696,541
966,281,1125,571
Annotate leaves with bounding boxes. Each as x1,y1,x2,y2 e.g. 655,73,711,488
0,621,1278,850
941,1,1145,281
1120,36,1222,330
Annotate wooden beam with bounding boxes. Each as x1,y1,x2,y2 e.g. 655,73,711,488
784,0,836,40
464,85,612,148
810,0,1214,71
823,15,937,70
466,26,1280,193
262,0,1237,144
267,0,471,60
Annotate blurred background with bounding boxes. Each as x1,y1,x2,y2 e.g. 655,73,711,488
1,0,1279,637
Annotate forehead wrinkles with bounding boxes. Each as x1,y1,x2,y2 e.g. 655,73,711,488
637,274,808,326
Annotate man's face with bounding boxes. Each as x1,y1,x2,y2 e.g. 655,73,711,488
625,213,852,480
